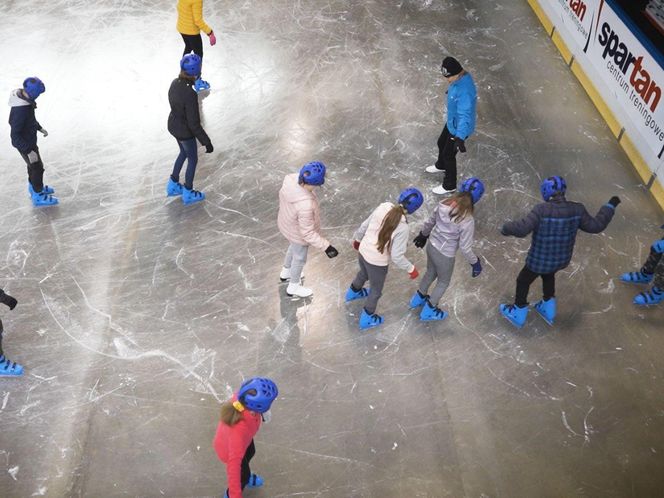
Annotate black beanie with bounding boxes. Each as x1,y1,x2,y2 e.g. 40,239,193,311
441,56,463,77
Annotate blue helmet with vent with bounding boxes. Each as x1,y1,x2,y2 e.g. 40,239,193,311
237,377,278,414
180,53,202,77
398,187,424,214
23,77,45,100
459,177,485,204
299,161,326,186
540,176,567,201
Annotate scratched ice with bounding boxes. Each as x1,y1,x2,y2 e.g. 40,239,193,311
0,1,663,497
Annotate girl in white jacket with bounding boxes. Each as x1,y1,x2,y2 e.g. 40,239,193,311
345,188,424,330
410,178,485,321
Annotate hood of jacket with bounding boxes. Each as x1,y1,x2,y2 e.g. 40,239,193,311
281,173,316,204
8,89,33,108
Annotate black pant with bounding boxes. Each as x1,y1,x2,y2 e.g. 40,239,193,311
181,33,203,58
19,147,45,193
515,265,556,307
435,125,458,190
0,319,4,357
642,245,664,289
226,440,256,496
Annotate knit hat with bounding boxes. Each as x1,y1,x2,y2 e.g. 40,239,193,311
441,56,463,77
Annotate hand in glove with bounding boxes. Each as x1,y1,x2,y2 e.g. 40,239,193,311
352,240,360,251
453,137,466,153
471,257,482,278
325,245,339,258
38,127,48,137
607,196,621,208
209,31,217,46
0,290,17,310
408,267,419,280
413,232,429,248
205,143,214,153
500,225,509,236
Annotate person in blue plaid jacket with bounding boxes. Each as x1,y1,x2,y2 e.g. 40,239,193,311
499,176,619,328
618,232,664,306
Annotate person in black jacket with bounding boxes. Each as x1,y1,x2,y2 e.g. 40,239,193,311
167,53,213,205
499,176,619,328
8,77,58,206
0,289,22,377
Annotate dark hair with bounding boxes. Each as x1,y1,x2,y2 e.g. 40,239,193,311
444,192,474,223
377,205,406,253
220,389,257,426
179,70,197,81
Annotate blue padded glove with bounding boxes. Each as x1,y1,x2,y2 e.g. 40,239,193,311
471,257,482,278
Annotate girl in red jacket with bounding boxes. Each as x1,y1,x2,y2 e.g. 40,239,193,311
213,378,278,498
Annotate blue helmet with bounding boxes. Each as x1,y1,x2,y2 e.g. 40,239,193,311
398,187,424,214
540,176,567,201
23,77,45,100
299,161,326,186
237,377,278,414
459,177,485,204
180,53,202,77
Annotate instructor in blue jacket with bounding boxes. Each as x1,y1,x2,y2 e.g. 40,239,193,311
427,57,477,195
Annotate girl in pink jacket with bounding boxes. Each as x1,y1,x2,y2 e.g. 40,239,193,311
213,378,278,498
277,162,339,298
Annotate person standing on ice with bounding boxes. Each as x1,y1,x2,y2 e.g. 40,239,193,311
213,378,278,498
345,188,424,330
409,178,485,322
0,289,22,377
176,0,216,92
166,53,213,205
618,233,664,306
8,77,58,207
277,162,339,298
499,176,619,328
425,56,477,195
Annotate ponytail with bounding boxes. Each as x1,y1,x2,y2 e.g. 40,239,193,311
377,204,407,254
220,389,257,426
445,192,474,223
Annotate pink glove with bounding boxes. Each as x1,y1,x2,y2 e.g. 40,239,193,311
209,31,217,46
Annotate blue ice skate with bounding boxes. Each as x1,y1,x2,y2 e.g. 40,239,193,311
419,301,448,321
533,298,556,325
182,187,205,205
499,303,529,328
345,286,368,302
409,290,427,308
247,473,264,488
359,309,383,330
194,78,210,92
31,191,58,207
620,270,653,284
166,178,183,196
0,356,23,377
28,183,54,195
633,287,664,306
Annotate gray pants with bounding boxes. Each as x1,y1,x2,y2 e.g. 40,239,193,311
283,243,308,284
418,244,455,306
351,254,388,314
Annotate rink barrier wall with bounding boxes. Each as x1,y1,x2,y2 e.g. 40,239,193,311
526,0,664,212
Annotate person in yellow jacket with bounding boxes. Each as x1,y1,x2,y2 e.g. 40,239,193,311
176,0,216,91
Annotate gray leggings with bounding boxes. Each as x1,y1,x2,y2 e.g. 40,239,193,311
418,243,455,306
351,254,388,314
283,243,308,284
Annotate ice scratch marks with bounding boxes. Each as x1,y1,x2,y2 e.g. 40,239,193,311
561,406,594,444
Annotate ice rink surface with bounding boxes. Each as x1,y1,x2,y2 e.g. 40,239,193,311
1,0,663,496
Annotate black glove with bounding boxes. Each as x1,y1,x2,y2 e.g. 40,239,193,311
413,232,429,248
454,137,466,153
608,196,621,208
325,245,338,258
500,225,509,236
205,143,214,153
0,290,17,310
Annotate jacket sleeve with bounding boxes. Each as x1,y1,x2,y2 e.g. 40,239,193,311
226,430,246,498
297,202,330,251
454,90,474,140
578,204,615,234
9,108,31,152
420,208,438,237
192,0,212,34
353,215,371,241
390,225,415,272
184,92,212,147
502,207,539,237
458,218,478,264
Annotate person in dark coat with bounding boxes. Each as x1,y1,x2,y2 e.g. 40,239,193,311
0,289,22,377
8,77,58,206
499,176,619,327
166,53,214,205
619,231,664,306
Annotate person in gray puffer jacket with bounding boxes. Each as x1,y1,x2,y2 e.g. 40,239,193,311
409,178,485,322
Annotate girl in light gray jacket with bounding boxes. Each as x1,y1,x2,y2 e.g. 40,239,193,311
410,178,485,321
